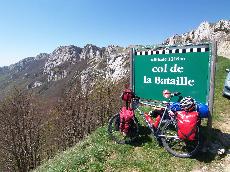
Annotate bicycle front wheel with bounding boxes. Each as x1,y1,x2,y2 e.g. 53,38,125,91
161,120,200,158
108,113,139,144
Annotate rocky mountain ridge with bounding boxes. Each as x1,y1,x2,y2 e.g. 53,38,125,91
163,19,230,58
0,19,229,98
0,44,130,99
43,44,129,82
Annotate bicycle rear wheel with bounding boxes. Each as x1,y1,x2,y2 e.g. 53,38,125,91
108,113,139,144
161,120,200,158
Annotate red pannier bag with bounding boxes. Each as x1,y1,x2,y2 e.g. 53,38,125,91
176,111,199,141
119,107,134,134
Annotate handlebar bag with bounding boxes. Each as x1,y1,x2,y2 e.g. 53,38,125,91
121,89,134,102
119,107,134,134
176,111,199,141
170,102,181,112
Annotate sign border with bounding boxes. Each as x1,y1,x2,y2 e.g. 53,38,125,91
130,43,217,128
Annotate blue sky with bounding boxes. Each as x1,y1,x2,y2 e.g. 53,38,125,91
0,0,229,66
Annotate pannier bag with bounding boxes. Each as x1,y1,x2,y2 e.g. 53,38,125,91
119,107,134,134
121,89,134,102
176,111,199,141
197,103,209,118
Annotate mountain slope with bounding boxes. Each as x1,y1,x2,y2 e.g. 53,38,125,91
34,56,230,172
0,55,48,98
34,127,196,172
0,45,130,99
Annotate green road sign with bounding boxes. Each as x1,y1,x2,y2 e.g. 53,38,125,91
132,44,214,103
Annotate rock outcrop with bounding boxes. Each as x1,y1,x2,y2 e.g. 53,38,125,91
163,20,230,58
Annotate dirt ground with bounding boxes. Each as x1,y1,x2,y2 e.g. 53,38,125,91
192,117,230,172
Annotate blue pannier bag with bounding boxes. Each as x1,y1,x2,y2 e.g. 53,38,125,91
197,103,209,118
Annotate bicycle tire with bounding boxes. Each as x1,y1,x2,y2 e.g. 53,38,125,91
161,119,200,158
108,113,139,144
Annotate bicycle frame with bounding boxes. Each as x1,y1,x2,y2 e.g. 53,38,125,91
132,93,180,139
134,100,167,134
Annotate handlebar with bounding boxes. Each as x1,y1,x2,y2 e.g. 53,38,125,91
131,91,182,109
133,99,166,109
164,91,181,97
172,92,181,97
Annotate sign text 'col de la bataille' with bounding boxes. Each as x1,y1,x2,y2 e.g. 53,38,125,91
132,44,213,103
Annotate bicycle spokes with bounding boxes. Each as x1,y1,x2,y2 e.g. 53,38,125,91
161,120,200,158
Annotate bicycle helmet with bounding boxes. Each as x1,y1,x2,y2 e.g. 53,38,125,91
180,97,195,111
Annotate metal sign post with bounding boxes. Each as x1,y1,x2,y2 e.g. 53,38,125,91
130,48,134,89
208,41,217,128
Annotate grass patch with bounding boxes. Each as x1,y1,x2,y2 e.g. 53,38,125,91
35,127,197,172
213,56,230,120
